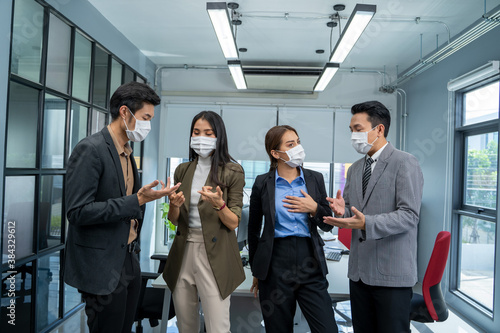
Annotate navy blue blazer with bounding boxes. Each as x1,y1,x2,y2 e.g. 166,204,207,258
248,167,333,280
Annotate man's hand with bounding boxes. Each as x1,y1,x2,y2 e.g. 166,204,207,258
326,189,345,216
283,190,318,215
137,177,181,206
250,277,259,298
198,186,224,209
168,190,185,208
323,206,366,230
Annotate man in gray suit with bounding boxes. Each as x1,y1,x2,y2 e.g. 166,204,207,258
64,82,180,333
324,101,423,333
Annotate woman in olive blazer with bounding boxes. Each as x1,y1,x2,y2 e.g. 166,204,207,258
163,111,245,333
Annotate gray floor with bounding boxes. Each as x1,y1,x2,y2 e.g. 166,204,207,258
50,301,484,333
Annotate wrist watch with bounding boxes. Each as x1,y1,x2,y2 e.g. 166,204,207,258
213,201,226,211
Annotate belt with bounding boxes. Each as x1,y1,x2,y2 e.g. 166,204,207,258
127,240,141,254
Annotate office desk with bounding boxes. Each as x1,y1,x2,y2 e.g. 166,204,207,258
152,249,349,332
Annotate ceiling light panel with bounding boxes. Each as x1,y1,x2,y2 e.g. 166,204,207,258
207,2,239,59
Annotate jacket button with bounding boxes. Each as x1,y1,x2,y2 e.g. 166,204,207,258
176,231,181,236
212,237,217,242
121,243,126,248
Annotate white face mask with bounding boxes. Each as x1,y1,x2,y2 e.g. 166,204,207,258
277,144,306,168
124,108,151,142
351,126,379,155
190,136,217,158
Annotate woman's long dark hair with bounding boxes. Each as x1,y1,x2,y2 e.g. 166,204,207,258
189,111,237,189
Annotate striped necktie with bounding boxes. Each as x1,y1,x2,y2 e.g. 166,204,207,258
362,157,374,198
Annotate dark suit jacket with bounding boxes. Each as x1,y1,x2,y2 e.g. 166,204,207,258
248,167,333,280
64,127,145,295
163,160,245,299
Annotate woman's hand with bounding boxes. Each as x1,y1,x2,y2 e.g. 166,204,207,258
198,186,225,209
250,277,259,298
283,189,318,215
168,190,185,208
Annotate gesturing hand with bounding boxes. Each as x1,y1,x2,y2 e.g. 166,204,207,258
198,186,224,209
168,190,185,208
283,189,318,215
322,206,366,230
326,189,345,216
137,177,181,206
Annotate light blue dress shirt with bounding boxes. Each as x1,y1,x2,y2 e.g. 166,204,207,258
274,168,311,238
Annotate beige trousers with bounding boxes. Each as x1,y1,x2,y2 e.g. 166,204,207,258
172,228,231,333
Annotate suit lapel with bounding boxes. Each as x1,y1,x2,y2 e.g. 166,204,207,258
181,161,197,215
265,171,276,228
353,161,364,208
303,168,317,229
102,127,126,196
361,143,395,209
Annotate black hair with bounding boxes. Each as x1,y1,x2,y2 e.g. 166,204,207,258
351,100,391,137
109,81,160,120
189,111,239,189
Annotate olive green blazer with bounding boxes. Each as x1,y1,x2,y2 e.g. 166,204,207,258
163,159,245,299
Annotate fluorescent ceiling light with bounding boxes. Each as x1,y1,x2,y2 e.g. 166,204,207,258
207,2,239,59
329,4,376,63
228,60,247,89
448,60,500,91
313,63,340,92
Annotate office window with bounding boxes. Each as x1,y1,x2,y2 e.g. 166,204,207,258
124,67,134,83
463,81,499,126
91,109,107,134
46,13,71,93
39,175,63,250
72,32,92,101
1,262,33,332
453,78,499,313
10,0,43,83
3,176,35,263
37,252,61,330
3,2,147,330
110,58,123,95
69,102,88,155
42,94,66,169
93,46,109,107
6,82,39,168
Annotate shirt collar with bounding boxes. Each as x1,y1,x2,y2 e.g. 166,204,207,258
107,124,133,156
367,142,388,162
275,167,305,184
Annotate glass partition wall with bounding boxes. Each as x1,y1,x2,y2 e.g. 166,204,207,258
1,1,146,332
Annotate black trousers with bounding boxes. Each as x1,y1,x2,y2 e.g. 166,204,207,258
258,236,338,333
350,279,413,333
81,251,141,333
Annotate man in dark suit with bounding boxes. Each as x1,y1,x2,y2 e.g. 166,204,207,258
64,82,180,333
324,101,424,333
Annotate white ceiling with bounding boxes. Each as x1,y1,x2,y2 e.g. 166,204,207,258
88,0,499,90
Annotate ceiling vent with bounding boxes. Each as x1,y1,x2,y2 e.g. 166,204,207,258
242,66,323,92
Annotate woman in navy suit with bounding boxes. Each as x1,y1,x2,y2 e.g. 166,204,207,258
248,125,338,333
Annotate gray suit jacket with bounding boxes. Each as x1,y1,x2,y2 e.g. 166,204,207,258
343,142,423,287
64,127,145,295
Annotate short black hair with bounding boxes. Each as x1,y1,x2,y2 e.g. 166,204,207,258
109,81,160,120
351,100,391,137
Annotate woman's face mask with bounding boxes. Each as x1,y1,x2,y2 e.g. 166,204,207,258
190,136,217,158
276,144,306,168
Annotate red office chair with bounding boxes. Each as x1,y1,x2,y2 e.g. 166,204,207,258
338,228,352,250
410,231,451,323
